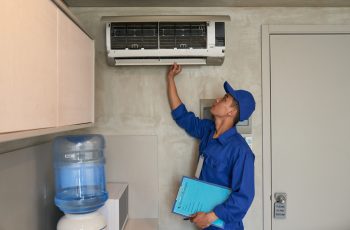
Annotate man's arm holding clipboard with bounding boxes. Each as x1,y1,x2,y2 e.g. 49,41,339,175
172,177,231,229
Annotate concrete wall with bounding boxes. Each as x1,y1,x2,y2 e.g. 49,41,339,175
0,142,61,230
70,7,350,230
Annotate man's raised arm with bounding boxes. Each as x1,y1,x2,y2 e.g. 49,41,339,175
167,63,182,110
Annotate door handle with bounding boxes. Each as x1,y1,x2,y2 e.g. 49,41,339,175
274,193,287,219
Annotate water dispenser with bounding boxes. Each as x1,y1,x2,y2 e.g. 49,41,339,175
53,134,108,230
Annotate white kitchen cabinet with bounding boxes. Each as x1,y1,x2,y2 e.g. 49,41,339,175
0,0,58,134
58,10,94,126
0,1,94,142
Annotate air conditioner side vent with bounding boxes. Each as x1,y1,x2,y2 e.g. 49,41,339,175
215,22,225,47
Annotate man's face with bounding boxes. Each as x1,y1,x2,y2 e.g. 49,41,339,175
210,94,237,118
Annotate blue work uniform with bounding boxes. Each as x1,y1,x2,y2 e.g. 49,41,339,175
171,104,255,230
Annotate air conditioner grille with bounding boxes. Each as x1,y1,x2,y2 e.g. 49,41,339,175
159,22,207,49
110,22,158,49
110,22,207,50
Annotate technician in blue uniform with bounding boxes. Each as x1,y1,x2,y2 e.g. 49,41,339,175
167,63,255,230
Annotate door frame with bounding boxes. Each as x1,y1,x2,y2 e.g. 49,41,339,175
261,24,350,230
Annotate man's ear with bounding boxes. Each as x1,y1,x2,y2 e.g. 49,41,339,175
227,107,238,117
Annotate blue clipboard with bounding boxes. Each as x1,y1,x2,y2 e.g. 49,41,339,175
172,176,231,229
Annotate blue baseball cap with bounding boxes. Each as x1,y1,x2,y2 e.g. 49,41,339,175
224,81,255,121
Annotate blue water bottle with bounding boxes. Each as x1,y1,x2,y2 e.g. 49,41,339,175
53,134,108,214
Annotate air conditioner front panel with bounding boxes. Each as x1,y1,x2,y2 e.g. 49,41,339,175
106,17,227,66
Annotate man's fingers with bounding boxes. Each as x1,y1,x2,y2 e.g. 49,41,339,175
170,63,178,73
168,63,182,76
170,64,175,72
176,65,182,73
189,212,198,222
173,63,178,70
175,65,182,74
190,212,198,217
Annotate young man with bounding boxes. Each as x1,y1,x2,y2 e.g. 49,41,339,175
167,63,255,230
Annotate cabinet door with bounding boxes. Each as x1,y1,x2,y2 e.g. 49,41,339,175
0,0,58,133
58,10,94,126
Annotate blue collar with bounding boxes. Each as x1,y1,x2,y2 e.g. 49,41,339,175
213,126,238,145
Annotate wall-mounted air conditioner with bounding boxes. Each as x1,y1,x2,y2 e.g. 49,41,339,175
103,15,230,66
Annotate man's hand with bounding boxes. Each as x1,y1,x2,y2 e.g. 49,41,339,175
190,212,218,229
167,63,182,79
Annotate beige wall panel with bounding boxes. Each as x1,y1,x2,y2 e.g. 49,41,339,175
0,0,58,133
104,135,159,219
58,10,94,126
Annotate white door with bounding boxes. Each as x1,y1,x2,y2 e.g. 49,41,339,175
263,27,350,230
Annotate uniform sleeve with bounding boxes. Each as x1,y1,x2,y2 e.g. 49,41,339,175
213,149,255,223
171,104,213,140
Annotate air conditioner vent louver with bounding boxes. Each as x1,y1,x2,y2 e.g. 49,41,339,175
159,22,207,49
110,22,158,50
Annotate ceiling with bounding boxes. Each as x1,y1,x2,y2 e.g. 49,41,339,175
63,0,350,7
